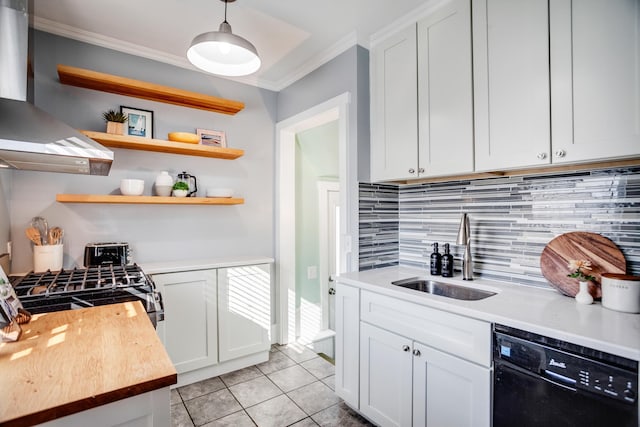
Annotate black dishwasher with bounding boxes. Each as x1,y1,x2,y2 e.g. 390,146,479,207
493,324,638,427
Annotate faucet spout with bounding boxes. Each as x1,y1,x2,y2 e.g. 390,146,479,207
456,213,474,280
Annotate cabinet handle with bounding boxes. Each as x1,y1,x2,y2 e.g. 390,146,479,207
536,152,547,160
402,345,411,352
418,168,425,173
413,349,421,357
408,168,415,174
555,149,566,158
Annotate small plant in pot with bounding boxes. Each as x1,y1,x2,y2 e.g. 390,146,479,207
172,181,189,197
102,110,128,135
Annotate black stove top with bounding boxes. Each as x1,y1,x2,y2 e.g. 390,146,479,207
12,264,163,326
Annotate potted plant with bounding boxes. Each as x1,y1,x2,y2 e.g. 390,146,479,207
102,109,128,135
172,181,189,197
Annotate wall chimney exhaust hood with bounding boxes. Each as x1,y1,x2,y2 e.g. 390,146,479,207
0,0,113,175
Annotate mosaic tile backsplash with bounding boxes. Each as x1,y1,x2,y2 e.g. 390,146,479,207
359,167,640,290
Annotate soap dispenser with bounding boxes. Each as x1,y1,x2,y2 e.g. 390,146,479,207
430,243,442,275
441,243,454,277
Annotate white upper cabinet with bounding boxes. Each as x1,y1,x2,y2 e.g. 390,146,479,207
550,0,640,163
418,0,474,177
472,0,551,171
370,25,419,182
370,0,474,182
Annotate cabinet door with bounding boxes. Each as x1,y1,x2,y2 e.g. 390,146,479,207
417,0,474,177
413,342,491,427
360,322,413,427
473,0,551,171
370,24,419,182
335,283,360,408
217,264,271,362
153,270,217,374
550,0,640,163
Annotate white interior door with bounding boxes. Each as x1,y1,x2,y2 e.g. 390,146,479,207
319,180,340,332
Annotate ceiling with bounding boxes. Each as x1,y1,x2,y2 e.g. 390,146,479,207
31,0,436,91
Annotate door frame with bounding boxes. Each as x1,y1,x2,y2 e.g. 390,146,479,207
275,92,356,345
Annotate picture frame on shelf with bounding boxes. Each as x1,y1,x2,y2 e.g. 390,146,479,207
121,106,154,138
197,128,226,147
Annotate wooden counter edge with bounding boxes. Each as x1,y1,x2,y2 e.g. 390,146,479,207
2,373,177,427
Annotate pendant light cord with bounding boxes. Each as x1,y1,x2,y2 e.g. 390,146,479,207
223,0,228,23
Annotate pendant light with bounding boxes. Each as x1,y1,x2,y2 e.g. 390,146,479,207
187,0,261,77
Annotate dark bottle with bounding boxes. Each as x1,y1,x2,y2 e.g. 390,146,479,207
441,243,454,277
430,243,442,275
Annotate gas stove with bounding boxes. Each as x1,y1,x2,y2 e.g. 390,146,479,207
11,264,163,327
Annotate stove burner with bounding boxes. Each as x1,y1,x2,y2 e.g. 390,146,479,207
12,264,163,327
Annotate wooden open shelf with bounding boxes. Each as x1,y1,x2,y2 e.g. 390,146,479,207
56,194,244,205
80,131,244,160
58,64,244,115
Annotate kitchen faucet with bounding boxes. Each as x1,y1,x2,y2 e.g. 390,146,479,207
456,213,474,280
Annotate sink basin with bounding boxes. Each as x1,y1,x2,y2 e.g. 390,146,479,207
391,277,496,301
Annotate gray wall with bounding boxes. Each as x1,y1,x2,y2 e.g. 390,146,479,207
0,169,12,257
277,45,370,182
9,31,278,272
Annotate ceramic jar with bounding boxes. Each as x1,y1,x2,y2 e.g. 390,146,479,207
154,171,173,197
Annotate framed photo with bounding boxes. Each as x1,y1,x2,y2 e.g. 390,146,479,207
120,106,154,138
197,128,226,147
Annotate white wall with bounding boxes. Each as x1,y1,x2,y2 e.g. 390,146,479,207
8,31,277,272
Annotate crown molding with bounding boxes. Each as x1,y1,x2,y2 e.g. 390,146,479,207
370,0,449,48
32,16,360,92
270,30,358,91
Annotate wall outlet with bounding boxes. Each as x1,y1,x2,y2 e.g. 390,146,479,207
307,266,317,280
6,241,11,260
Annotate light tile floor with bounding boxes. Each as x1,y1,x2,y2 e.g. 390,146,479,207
171,344,374,427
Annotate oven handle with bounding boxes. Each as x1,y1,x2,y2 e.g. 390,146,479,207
496,360,577,392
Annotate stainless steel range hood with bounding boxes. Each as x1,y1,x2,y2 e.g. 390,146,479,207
0,0,113,175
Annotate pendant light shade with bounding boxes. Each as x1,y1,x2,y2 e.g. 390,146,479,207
187,0,261,77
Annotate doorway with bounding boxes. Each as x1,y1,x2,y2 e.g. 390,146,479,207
275,92,357,349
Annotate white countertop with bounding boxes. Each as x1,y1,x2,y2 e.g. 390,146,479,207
140,255,274,275
338,266,640,361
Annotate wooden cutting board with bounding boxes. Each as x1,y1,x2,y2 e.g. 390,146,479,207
540,232,626,298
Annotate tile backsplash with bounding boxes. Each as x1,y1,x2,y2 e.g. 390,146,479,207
359,167,640,290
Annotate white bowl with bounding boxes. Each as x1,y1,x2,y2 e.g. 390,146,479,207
120,179,144,196
173,189,188,197
206,188,233,198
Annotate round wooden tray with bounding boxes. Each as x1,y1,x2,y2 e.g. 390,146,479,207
540,232,626,298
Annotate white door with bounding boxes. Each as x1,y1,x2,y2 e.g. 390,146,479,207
319,183,340,332
550,0,640,163
360,322,413,427
152,270,218,374
413,341,491,427
473,0,551,171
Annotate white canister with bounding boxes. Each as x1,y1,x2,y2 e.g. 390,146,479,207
601,273,640,314
33,244,64,272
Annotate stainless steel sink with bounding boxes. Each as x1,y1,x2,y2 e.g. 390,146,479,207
391,277,496,301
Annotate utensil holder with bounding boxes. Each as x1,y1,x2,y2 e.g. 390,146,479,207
33,244,63,272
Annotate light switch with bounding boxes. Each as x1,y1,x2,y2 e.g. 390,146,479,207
307,266,318,280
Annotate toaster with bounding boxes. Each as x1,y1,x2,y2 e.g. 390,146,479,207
84,242,132,267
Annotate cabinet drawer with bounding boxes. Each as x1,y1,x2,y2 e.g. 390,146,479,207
360,290,491,367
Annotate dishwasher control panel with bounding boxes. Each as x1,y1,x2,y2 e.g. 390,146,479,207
495,331,637,404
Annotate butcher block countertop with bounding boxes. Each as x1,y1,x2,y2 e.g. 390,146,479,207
0,302,177,426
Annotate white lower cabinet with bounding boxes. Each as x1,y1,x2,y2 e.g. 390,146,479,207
153,270,218,374
153,263,271,386
336,284,491,427
218,264,271,362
